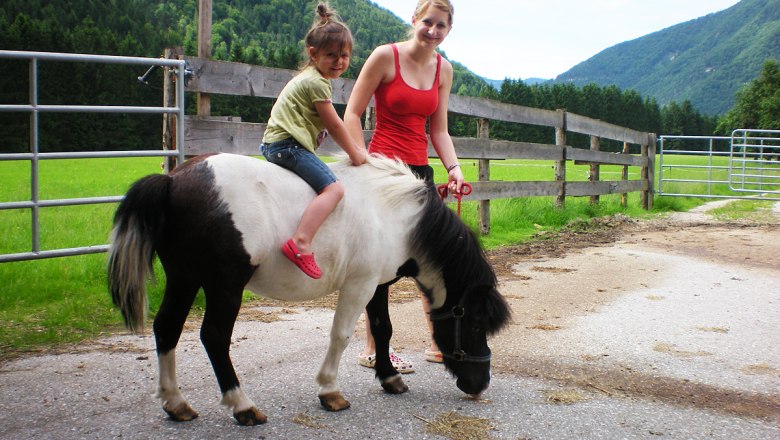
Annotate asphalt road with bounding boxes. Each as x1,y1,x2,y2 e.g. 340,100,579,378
1,206,778,439
1,300,777,439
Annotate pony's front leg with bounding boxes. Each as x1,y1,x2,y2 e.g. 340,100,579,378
366,282,409,394
316,294,367,411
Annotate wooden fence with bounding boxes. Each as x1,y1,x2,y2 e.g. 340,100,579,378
180,56,656,234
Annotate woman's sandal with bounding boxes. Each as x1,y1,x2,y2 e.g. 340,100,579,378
281,239,322,279
358,349,414,374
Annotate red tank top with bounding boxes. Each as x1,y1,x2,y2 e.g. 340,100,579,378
369,44,441,166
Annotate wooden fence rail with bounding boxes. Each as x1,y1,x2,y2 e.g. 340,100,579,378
181,56,656,234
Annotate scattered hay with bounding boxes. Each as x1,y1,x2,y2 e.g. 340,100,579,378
531,266,576,274
415,411,496,440
291,411,328,429
542,388,588,404
696,326,729,334
239,308,284,323
740,363,780,376
644,294,666,301
526,324,562,331
653,343,712,358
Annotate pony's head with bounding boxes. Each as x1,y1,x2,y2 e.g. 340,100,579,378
410,187,511,396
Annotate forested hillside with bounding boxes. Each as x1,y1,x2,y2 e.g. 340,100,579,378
555,0,780,115
0,0,750,154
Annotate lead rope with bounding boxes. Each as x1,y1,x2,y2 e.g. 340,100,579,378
436,182,473,216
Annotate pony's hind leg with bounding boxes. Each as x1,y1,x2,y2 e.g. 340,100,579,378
200,280,267,426
153,276,200,422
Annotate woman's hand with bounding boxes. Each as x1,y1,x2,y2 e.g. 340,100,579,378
447,165,465,194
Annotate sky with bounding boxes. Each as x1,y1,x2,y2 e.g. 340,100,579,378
368,0,742,80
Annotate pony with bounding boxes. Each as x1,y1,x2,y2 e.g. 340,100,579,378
108,153,511,425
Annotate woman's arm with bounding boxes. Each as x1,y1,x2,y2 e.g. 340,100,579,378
429,59,464,192
344,45,393,148
315,100,366,165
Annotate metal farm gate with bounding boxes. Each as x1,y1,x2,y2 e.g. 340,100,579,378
657,129,780,200
0,50,187,263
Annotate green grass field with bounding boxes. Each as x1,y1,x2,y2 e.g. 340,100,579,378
0,155,734,356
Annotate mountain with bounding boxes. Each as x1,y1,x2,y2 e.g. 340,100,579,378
554,0,780,115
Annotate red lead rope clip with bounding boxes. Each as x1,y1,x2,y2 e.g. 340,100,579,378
436,182,473,217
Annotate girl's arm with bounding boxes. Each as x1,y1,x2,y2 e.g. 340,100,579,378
344,46,393,148
429,59,465,192
315,100,366,165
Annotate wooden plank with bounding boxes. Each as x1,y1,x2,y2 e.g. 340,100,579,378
184,57,355,104
567,113,649,145
449,95,563,127
447,138,564,161
184,117,567,160
568,147,648,166
440,180,562,202
184,117,264,155
183,117,372,156
185,57,566,127
565,180,647,197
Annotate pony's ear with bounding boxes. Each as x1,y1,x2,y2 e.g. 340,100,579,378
470,286,512,336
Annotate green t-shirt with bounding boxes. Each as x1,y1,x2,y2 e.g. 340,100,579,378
263,66,332,153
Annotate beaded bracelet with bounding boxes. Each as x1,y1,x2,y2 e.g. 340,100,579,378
446,162,460,172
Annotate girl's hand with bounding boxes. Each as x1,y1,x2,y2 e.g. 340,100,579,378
350,150,368,166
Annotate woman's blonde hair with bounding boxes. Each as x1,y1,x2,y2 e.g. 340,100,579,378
301,3,353,69
413,0,454,27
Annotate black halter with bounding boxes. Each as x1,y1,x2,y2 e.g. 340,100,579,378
429,295,492,363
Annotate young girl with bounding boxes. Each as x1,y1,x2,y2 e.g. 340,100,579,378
261,3,366,279
344,0,463,371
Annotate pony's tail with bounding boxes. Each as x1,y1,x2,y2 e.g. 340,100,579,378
107,173,171,333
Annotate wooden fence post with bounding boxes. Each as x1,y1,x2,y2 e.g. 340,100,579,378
621,142,629,207
162,47,182,173
554,109,567,208
477,118,490,235
197,0,212,117
364,106,376,131
589,135,600,205
642,134,656,210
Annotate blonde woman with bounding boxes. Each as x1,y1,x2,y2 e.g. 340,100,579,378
345,0,464,372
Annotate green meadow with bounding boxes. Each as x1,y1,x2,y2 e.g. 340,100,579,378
0,155,762,357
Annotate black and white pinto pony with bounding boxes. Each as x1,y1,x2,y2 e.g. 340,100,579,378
108,153,511,425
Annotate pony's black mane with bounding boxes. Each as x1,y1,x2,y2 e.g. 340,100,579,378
410,187,510,334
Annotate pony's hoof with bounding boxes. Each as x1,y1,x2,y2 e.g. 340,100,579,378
234,407,268,426
163,401,199,422
381,375,409,394
319,392,351,411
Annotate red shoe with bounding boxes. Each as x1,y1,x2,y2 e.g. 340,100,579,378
281,239,322,279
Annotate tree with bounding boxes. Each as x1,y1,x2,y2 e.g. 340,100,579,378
717,59,780,133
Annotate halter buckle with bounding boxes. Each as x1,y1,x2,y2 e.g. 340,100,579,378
451,305,465,318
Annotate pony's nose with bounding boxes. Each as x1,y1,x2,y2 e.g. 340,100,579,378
456,375,490,396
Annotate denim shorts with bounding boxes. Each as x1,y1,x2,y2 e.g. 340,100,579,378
260,139,337,193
